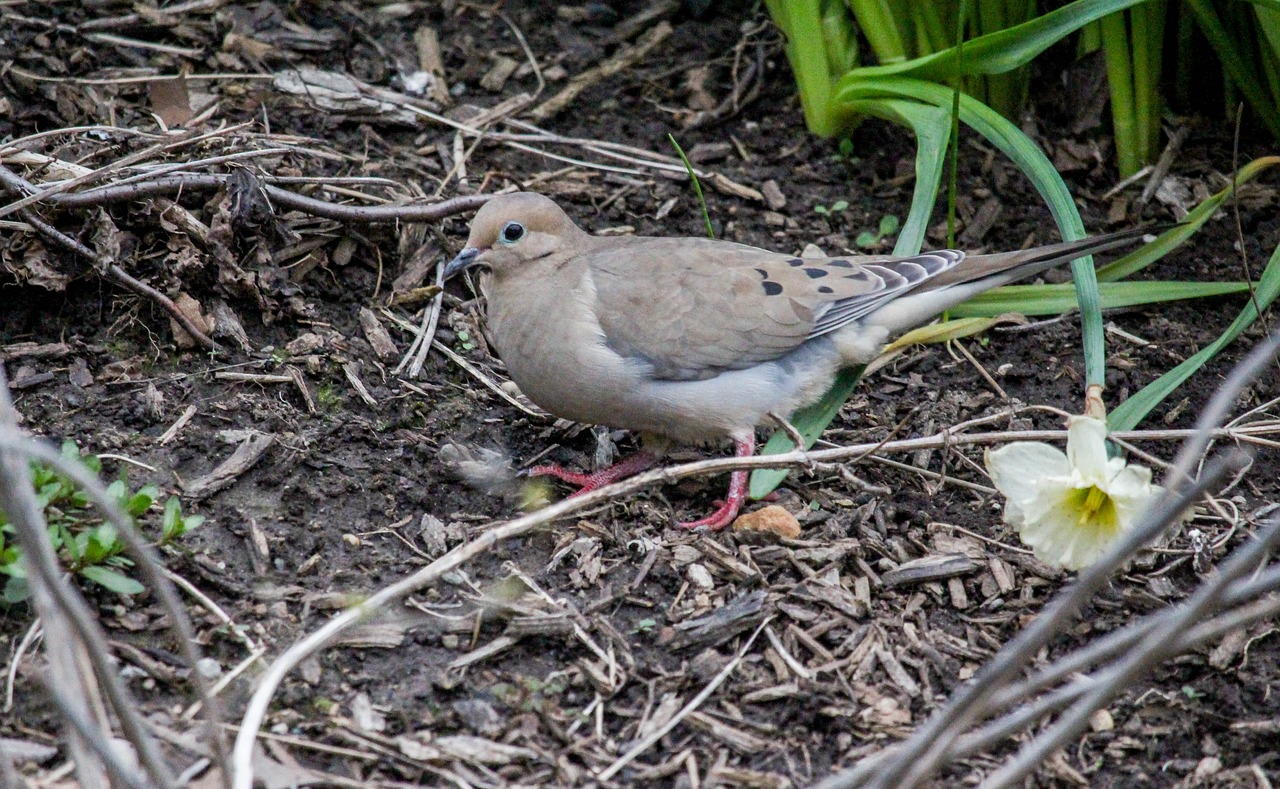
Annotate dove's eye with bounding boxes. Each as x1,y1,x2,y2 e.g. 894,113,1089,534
499,221,526,244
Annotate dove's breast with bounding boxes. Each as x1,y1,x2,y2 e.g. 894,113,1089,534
485,267,844,443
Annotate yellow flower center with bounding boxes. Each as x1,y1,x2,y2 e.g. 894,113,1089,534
1071,484,1118,532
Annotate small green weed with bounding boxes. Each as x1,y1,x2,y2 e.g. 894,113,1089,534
315,385,344,410
856,214,901,249
491,674,571,713
813,199,850,217
836,137,860,166
0,440,203,603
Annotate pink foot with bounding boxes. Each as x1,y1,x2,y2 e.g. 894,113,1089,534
528,452,658,497
678,435,755,532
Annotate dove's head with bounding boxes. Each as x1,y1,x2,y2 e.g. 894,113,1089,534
445,192,585,279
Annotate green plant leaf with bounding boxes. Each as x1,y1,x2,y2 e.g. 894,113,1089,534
126,485,159,517
749,97,950,499
1109,237,1280,430
1184,0,1280,139
842,0,1156,84
948,280,1251,317
80,565,145,596
163,496,181,540
1097,156,1280,281
3,577,31,604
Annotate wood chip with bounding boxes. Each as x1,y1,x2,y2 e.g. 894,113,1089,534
684,711,768,754
661,589,768,650
343,361,378,406
358,307,398,361
479,56,520,92
881,554,980,588
158,404,197,445
0,341,70,361
183,433,274,499
733,504,800,540
874,646,921,697
413,25,450,106
761,179,786,210
704,171,764,202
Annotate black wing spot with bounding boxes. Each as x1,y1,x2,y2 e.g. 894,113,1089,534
788,258,805,267
754,268,769,279
829,259,854,268
762,281,783,296
804,268,828,278
818,286,834,294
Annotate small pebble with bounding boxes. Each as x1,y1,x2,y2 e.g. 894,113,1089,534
195,658,222,679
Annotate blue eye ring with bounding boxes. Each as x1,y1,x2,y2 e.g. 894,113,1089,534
499,221,526,244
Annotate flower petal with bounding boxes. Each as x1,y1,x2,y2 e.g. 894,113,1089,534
1066,416,1110,484
1107,465,1159,529
985,442,1070,506
1019,494,1123,571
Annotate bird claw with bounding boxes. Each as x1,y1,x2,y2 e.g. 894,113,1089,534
676,499,742,532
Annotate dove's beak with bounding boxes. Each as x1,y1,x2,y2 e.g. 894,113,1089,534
444,247,482,279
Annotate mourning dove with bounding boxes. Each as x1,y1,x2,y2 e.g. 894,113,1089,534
445,192,1150,530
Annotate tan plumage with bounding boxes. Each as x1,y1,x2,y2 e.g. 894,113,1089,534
444,192,1149,529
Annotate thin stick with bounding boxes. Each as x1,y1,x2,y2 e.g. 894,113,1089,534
11,206,218,350
983,512,1280,789
0,164,490,223
0,431,230,789
596,618,769,781
42,680,153,789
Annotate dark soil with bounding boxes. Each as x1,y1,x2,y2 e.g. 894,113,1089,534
2,2,1279,788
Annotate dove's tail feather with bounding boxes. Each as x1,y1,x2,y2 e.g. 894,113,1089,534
926,226,1158,290
863,226,1162,336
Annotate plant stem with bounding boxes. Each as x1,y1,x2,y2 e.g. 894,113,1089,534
667,134,714,238
1101,10,1140,177
847,0,909,63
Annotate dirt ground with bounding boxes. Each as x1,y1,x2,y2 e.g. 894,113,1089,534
3,1,1280,787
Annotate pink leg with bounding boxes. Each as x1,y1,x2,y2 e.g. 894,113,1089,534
528,451,658,497
679,435,755,532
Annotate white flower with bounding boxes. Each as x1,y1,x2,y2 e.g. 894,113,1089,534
984,416,1162,571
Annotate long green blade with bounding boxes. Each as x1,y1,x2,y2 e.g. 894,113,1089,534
1097,156,1280,281
1184,0,1280,139
837,76,1104,385
948,280,1252,317
840,0,1151,82
1109,239,1280,430
748,98,950,499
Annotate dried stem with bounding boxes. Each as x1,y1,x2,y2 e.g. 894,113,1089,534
0,399,232,788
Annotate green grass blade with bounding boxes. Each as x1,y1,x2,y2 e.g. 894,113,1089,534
767,0,840,136
839,0,1151,83
1184,0,1280,139
948,280,1252,317
866,100,952,255
1101,10,1141,177
836,75,1105,387
667,134,714,238
1109,239,1280,431
848,0,910,63
748,97,950,499
1097,156,1280,281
